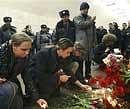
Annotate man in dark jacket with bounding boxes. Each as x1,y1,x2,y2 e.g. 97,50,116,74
0,17,16,45
109,22,122,49
0,33,47,109
53,10,75,43
96,26,107,44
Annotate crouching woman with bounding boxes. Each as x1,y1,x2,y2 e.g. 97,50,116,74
0,32,47,109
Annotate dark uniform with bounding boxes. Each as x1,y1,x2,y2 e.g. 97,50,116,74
36,25,52,51
0,17,16,45
22,25,36,56
53,10,75,43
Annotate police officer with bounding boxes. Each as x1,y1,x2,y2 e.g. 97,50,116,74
22,25,36,55
22,25,34,39
35,24,52,51
53,9,75,43
0,16,16,45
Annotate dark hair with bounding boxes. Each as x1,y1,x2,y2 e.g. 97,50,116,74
80,2,90,10
56,38,73,50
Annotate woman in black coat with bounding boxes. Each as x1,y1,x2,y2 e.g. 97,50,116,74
0,33,47,109
29,38,91,101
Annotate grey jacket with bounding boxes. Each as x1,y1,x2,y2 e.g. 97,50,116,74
73,14,97,61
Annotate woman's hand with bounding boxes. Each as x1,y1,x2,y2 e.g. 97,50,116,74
59,75,71,83
80,84,92,91
36,99,48,109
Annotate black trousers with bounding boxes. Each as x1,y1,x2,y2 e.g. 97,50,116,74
85,60,91,79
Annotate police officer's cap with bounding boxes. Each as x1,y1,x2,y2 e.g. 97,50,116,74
57,38,73,49
3,17,12,23
41,24,47,29
59,10,70,18
25,25,31,29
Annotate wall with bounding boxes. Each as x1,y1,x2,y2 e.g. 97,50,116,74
0,0,130,32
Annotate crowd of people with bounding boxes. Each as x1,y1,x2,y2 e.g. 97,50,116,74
0,1,130,109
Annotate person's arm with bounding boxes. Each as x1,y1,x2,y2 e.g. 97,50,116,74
74,80,92,91
0,43,10,78
21,55,48,108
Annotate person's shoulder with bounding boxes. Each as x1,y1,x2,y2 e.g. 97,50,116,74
11,25,17,30
68,19,74,24
0,42,9,51
94,43,104,49
10,26,17,32
74,14,82,19
87,15,91,18
0,42,10,58
38,47,53,55
56,20,63,26
37,47,49,53
36,47,55,60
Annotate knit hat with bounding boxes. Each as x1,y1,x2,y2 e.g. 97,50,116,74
80,2,90,10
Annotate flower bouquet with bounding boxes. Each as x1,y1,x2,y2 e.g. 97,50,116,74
89,53,127,96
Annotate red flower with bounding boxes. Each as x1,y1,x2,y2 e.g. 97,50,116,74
89,78,97,84
112,86,125,97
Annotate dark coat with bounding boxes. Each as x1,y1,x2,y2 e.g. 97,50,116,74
126,27,130,47
96,28,107,44
29,47,77,99
109,28,122,48
29,47,61,98
73,14,97,61
121,28,128,50
54,19,75,43
0,42,39,101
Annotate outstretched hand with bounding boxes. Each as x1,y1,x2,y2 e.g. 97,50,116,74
80,84,92,91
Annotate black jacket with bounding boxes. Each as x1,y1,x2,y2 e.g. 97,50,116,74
93,43,113,64
29,47,77,98
29,47,61,98
0,42,39,101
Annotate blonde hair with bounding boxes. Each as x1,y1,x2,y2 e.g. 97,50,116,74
11,32,32,47
102,33,117,44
